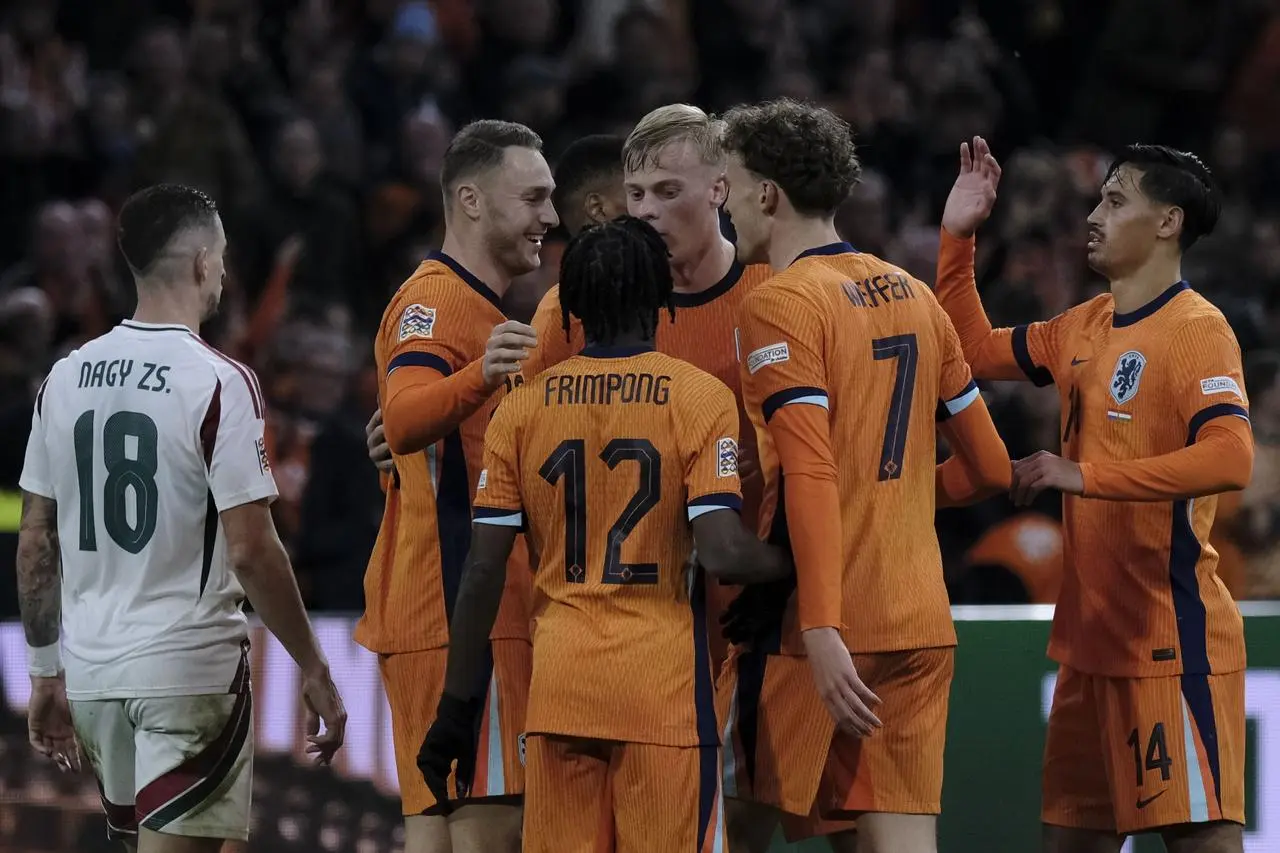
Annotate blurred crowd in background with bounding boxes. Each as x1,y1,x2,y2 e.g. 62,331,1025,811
1,0,1279,614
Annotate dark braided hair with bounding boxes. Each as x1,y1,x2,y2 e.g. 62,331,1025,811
559,215,675,345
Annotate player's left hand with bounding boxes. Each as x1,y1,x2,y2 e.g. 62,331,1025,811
1010,450,1084,506
941,136,1002,239
418,693,483,814
27,674,80,773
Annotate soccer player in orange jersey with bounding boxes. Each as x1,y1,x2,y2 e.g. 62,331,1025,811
936,139,1252,853
357,120,558,853
526,104,777,680
417,216,792,853
717,99,1013,853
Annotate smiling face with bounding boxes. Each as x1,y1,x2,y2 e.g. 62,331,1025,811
1086,163,1182,279
623,138,726,268
476,145,559,276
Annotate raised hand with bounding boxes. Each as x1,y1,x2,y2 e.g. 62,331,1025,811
482,320,538,388
941,136,1003,239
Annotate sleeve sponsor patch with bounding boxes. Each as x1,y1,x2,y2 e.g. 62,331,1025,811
477,468,488,490
255,436,271,474
717,437,739,477
746,342,790,375
398,303,437,341
1200,376,1242,398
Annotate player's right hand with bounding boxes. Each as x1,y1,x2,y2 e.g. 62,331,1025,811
418,692,484,813
940,135,1002,239
301,668,347,766
802,627,882,737
482,320,538,388
27,674,80,773
365,408,395,473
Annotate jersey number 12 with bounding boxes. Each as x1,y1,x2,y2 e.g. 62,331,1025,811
73,409,160,554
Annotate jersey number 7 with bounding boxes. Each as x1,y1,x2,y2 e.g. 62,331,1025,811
539,438,660,585
73,409,161,554
872,334,918,481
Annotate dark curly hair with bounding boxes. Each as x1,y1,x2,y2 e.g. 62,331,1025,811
1103,144,1221,251
720,98,861,217
559,216,674,346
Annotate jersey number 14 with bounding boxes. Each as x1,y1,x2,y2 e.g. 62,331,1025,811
73,409,160,554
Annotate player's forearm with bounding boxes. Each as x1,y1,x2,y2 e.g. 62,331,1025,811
230,538,327,677
696,520,792,584
1080,420,1253,502
442,537,512,700
16,492,61,650
383,360,495,455
935,230,1027,382
936,400,1012,508
783,472,844,630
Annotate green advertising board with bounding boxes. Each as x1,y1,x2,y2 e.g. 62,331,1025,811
770,603,1280,853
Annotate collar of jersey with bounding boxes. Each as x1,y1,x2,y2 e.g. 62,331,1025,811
121,319,194,334
580,344,655,358
1111,280,1190,328
792,242,857,264
671,259,744,308
426,250,501,309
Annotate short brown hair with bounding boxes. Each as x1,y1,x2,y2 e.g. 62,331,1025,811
623,104,724,175
721,99,861,217
441,119,543,192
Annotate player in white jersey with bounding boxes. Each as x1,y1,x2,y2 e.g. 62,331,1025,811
16,184,347,853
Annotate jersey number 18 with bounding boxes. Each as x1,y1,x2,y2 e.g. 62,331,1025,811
73,409,160,554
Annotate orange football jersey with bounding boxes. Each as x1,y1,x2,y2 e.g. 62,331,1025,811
473,345,742,746
525,261,772,524
936,233,1248,676
355,252,531,655
739,243,979,654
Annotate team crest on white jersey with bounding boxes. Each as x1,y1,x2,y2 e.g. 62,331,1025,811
398,303,436,341
1109,350,1147,405
255,436,271,474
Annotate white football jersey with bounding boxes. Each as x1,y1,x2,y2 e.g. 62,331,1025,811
19,320,278,700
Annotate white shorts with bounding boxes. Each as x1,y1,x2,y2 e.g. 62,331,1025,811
70,690,254,842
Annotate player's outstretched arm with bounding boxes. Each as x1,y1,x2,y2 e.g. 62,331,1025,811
691,511,791,583
936,137,1060,386
222,501,347,763
382,320,537,454
16,491,60,657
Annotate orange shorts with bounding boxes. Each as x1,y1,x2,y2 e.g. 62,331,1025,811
778,810,856,844
522,734,725,853
1042,665,1245,834
379,639,531,815
719,645,953,818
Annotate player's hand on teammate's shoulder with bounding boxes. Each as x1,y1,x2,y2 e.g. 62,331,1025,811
802,627,882,738
482,320,538,388
27,673,81,773
418,692,484,812
941,135,1002,239
365,409,395,473
300,665,347,766
1010,450,1084,506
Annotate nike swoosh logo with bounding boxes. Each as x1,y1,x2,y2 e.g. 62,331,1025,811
1071,357,1089,366
1135,790,1166,809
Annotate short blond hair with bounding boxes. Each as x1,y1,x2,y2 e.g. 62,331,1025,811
623,104,725,174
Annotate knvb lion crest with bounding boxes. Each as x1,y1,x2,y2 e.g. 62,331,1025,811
1109,350,1147,405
